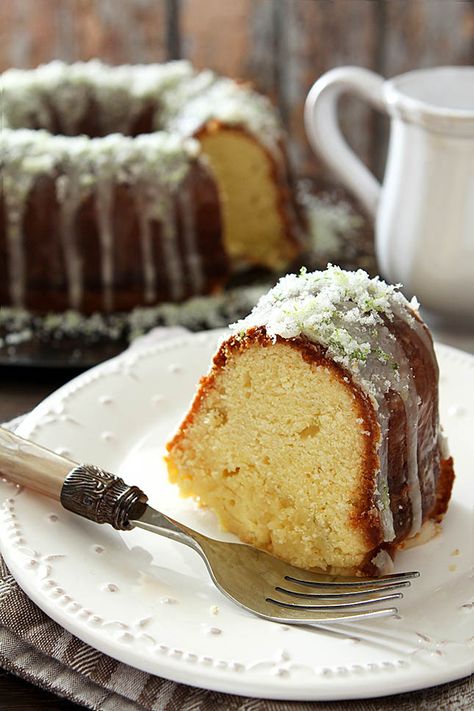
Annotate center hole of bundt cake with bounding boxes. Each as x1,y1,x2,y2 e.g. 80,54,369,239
29,102,157,138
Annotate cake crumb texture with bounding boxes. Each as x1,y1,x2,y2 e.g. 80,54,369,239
167,334,379,571
198,126,299,270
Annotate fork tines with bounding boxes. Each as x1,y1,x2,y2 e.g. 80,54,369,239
284,570,420,588
268,590,402,610
265,570,419,620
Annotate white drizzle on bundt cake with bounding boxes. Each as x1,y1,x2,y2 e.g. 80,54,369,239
166,266,455,575
1,130,201,310
0,60,302,314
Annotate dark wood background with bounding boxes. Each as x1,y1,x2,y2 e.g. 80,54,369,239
1,0,473,183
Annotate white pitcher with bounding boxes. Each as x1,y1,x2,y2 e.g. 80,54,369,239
305,66,474,322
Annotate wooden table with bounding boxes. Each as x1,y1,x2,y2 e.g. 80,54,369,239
0,366,85,710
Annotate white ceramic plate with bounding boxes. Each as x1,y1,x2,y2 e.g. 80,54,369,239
1,331,473,700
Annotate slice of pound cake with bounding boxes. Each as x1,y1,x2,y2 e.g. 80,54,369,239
166,266,454,575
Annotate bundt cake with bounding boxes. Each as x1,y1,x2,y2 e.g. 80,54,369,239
166,265,455,575
0,60,302,314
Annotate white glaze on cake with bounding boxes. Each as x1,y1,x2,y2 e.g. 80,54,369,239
1,129,200,309
179,187,204,294
165,75,282,150
1,60,281,144
95,173,115,312
1,59,283,310
1,60,194,135
231,265,434,541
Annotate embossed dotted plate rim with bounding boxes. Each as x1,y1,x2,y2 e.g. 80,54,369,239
0,330,473,700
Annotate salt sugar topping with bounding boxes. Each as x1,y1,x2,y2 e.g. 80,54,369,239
166,76,282,148
232,265,434,541
1,59,282,146
232,265,419,395
1,60,193,135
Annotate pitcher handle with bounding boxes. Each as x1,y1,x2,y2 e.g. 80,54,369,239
304,66,385,219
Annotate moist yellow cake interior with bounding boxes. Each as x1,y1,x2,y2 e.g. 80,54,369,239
198,127,296,270
167,339,376,572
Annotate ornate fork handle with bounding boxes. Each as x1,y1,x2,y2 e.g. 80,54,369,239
61,465,148,530
0,427,147,531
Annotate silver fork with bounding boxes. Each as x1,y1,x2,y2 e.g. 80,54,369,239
0,427,419,624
